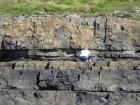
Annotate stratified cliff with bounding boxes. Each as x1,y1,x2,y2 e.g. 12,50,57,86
0,14,140,105
0,14,140,50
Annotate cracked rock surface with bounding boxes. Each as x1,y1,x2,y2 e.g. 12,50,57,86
0,69,140,105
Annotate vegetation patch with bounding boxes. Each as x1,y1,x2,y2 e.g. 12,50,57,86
0,0,140,16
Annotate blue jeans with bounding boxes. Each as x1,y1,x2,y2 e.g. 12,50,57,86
80,56,91,62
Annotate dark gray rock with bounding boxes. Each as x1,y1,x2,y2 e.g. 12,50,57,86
3,70,39,90
54,26,71,48
1,34,22,50
0,69,140,92
0,90,140,105
0,69,139,104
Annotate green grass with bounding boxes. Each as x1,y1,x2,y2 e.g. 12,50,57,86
0,0,140,16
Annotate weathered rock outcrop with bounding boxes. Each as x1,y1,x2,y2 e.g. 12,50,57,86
0,15,140,50
1,90,140,105
112,7,140,18
0,69,140,105
0,69,140,92
0,14,140,61
0,14,140,105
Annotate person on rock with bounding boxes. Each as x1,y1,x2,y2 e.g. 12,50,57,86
79,48,91,62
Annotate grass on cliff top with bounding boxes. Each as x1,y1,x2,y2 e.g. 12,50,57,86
0,0,140,16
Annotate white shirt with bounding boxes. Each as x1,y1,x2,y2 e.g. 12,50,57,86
80,49,90,57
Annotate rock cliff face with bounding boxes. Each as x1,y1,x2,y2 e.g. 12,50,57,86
0,14,140,105
0,69,140,105
0,14,140,50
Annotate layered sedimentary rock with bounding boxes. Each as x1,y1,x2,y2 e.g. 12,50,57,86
0,15,140,50
0,14,140,105
0,69,140,105
1,90,140,105
0,14,140,61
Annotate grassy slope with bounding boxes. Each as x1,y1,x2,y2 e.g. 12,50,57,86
0,0,140,17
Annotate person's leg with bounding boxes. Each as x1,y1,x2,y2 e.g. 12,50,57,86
79,56,82,61
84,57,89,69
88,56,91,62
80,56,87,62
80,56,84,62
85,56,89,62
85,56,92,70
